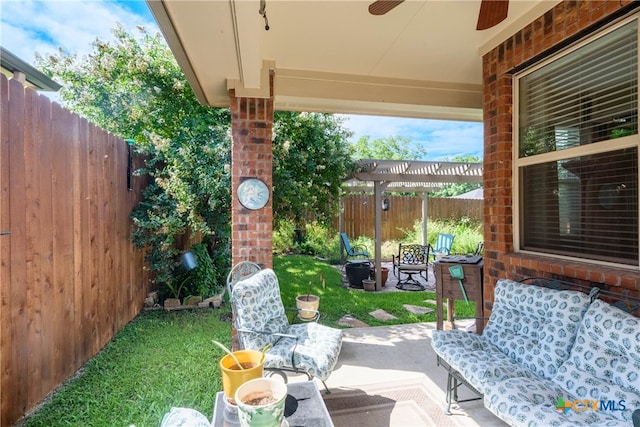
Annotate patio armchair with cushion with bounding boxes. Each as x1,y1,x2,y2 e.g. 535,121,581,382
392,243,431,291
229,267,343,393
225,260,262,296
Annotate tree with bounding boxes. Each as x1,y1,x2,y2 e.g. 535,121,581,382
37,24,231,293
273,112,356,227
351,135,427,160
36,25,356,291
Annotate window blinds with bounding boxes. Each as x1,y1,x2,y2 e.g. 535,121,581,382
521,148,638,264
519,20,638,157
517,18,640,265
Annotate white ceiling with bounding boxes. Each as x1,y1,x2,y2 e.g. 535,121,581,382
148,0,559,121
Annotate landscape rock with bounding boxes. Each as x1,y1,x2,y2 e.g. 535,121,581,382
199,295,222,308
337,315,369,327
183,295,202,306
369,309,397,321
403,304,434,315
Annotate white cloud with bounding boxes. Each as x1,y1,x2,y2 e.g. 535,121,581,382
1,0,157,67
338,114,483,161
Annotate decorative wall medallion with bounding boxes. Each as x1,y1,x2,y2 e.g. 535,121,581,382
237,178,270,210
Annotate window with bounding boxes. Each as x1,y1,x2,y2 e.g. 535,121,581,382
515,17,639,266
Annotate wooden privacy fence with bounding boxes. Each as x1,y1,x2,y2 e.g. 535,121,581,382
338,194,482,240
0,74,152,426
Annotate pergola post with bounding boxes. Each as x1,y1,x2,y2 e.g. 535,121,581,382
339,196,345,264
373,181,383,290
421,193,429,246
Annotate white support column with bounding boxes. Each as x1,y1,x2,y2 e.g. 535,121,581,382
421,193,429,246
339,196,345,263
374,182,383,290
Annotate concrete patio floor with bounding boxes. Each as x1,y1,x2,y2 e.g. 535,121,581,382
286,262,507,425
289,322,507,427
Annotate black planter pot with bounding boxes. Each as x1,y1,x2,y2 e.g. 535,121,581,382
345,261,371,288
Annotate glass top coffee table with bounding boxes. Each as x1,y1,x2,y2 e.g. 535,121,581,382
212,381,334,426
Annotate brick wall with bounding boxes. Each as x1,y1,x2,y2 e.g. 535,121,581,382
482,0,640,315
230,74,274,269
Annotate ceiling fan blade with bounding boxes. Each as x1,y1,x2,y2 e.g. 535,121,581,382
368,0,405,16
476,0,509,30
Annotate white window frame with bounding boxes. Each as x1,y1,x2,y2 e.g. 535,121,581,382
513,14,640,268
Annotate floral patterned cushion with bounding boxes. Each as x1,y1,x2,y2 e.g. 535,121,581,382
483,376,625,427
551,299,640,422
232,269,290,350
264,322,342,381
432,329,538,393
483,279,592,379
433,279,639,426
159,407,211,427
231,268,342,382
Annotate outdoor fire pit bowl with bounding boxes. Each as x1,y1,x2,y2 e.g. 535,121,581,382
345,261,371,288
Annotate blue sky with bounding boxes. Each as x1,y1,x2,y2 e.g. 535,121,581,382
1,0,483,161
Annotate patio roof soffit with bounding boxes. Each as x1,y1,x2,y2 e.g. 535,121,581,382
229,63,485,121
147,0,560,121
273,69,483,121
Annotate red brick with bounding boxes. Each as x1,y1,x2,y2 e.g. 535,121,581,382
230,84,274,268
482,0,638,313
587,270,604,283
603,272,621,287
575,268,589,281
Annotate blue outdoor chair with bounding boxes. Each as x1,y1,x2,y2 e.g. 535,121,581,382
340,232,370,261
474,241,484,256
431,233,455,260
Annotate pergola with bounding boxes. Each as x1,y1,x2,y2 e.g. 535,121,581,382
343,160,483,288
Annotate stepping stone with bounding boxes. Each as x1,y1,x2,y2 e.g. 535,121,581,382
424,299,437,306
337,315,369,328
403,304,434,315
369,309,397,321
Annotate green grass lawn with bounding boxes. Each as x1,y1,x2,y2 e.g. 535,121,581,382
275,255,476,327
23,255,475,427
23,309,233,427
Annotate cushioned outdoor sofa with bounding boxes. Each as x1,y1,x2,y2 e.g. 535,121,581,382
431,278,640,426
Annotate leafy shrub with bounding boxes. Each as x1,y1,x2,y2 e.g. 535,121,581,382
381,240,401,260
303,222,340,259
422,217,483,255
186,243,223,298
153,243,225,303
273,220,296,254
273,220,342,262
384,218,483,257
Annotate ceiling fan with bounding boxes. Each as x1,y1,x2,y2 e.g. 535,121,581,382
368,0,509,31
